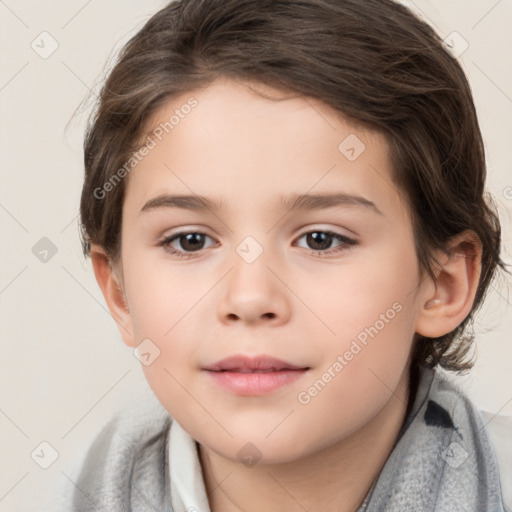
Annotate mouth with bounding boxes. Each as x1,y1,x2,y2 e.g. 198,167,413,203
202,354,309,373
202,355,310,395
215,369,300,373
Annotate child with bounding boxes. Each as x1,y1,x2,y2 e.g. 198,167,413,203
72,0,511,510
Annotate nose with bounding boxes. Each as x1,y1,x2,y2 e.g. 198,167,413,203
217,246,291,326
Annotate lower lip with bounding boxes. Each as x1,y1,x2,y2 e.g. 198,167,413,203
205,369,308,395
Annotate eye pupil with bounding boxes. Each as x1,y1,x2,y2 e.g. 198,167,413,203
307,231,332,250
180,233,205,251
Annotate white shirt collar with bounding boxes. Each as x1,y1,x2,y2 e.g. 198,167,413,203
169,419,212,512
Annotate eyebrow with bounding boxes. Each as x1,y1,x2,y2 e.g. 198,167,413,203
139,192,383,216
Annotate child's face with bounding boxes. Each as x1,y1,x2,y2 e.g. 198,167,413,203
117,77,433,463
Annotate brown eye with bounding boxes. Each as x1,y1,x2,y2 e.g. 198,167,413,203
295,230,357,255
174,233,207,252
159,231,216,258
305,231,333,250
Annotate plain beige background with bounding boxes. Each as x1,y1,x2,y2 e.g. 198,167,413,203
0,1,511,510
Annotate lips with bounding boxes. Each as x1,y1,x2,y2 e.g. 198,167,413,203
203,355,309,373
203,355,310,395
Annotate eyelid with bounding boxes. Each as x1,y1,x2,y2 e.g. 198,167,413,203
294,222,358,239
294,224,358,241
159,225,215,239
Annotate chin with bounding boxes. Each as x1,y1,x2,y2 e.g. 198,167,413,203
201,428,321,467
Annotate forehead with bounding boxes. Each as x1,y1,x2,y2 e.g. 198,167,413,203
141,76,377,149
125,77,405,222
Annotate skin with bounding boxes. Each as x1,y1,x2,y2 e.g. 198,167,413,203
91,76,482,512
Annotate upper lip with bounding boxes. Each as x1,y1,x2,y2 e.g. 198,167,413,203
203,355,309,372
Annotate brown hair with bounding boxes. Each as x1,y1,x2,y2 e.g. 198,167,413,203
78,0,508,373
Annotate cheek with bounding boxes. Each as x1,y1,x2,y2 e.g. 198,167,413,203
292,298,416,451
307,243,419,400
303,239,419,343
123,253,205,339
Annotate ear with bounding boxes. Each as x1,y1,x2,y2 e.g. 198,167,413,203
415,230,482,338
90,244,137,347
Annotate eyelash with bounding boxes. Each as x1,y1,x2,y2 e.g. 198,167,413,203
157,229,357,259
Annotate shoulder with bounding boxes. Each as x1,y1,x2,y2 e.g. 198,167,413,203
70,391,173,511
422,369,511,510
433,371,512,510
480,411,512,512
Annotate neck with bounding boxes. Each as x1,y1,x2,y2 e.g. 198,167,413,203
199,367,413,512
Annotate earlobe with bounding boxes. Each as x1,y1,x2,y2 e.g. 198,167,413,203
90,245,137,347
415,230,482,339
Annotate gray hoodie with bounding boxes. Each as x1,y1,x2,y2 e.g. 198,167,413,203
65,366,509,511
